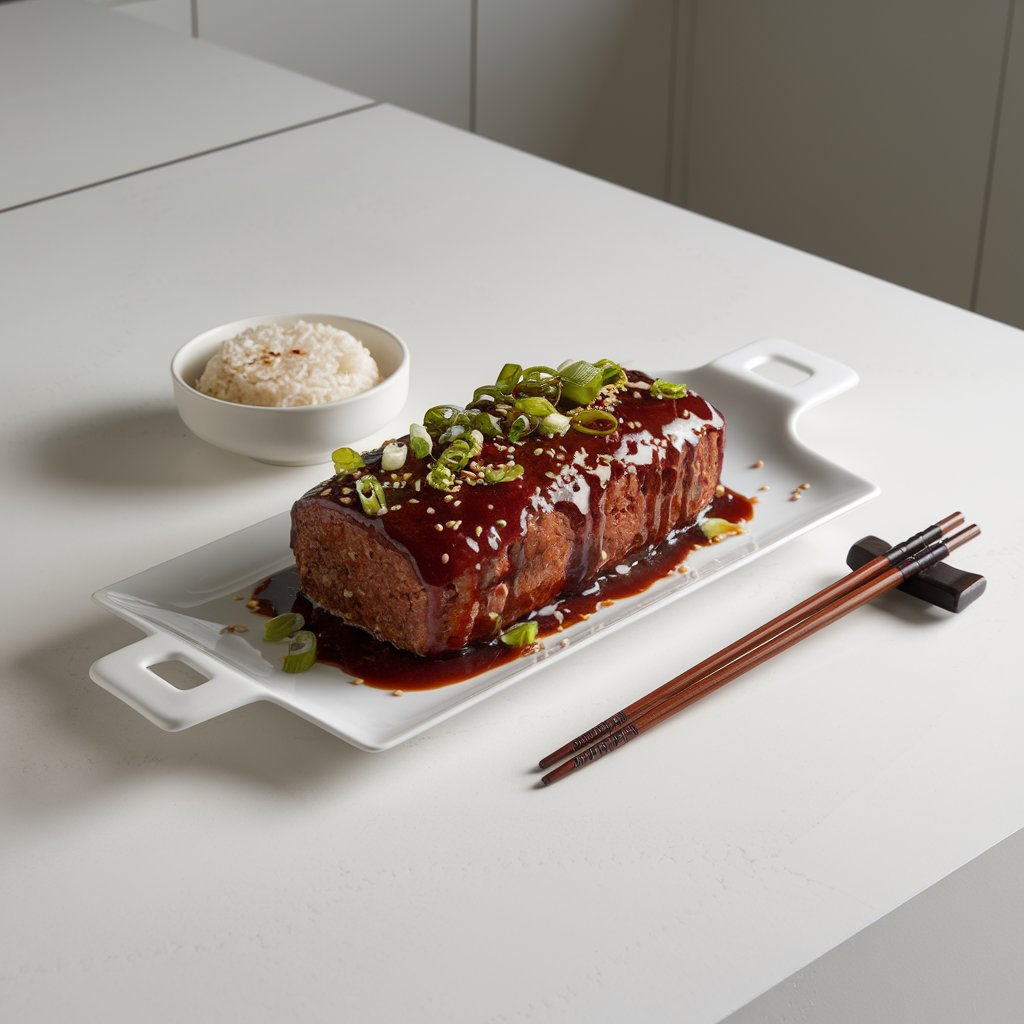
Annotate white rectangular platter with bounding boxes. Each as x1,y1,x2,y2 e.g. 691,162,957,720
90,339,878,750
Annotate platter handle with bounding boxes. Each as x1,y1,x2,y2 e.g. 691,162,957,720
704,337,859,417
89,633,260,731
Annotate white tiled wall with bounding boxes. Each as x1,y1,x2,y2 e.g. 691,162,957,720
107,0,1024,330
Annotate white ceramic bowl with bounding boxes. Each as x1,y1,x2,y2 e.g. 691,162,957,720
171,313,409,466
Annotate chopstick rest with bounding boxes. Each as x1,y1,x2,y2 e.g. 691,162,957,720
847,535,986,613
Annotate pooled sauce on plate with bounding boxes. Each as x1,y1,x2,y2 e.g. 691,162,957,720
251,487,753,691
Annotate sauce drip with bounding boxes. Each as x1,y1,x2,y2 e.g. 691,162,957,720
253,486,753,691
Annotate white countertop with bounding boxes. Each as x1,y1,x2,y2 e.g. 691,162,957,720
2,97,1022,1022
0,0,369,211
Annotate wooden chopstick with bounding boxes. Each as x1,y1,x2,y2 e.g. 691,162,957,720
538,511,964,771
539,519,979,787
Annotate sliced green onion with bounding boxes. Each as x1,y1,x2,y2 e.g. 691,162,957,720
381,442,408,471
472,385,507,407
469,410,504,437
483,464,524,484
506,413,535,442
570,408,619,435
409,422,432,459
423,404,468,436
595,358,626,387
500,621,539,647
515,366,561,402
437,423,467,445
332,446,365,475
427,430,484,491
282,630,317,673
427,463,455,491
558,359,604,407
513,396,557,417
650,378,688,399
495,363,523,393
537,412,571,436
263,612,305,643
355,475,387,515
699,517,744,540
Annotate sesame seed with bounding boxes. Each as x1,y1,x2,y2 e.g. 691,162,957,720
392,689,404,696
427,507,435,514
715,484,726,497
752,459,765,469
475,525,483,537
758,485,770,492
408,498,420,504
799,482,811,490
341,487,353,494
340,497,352,505
434,523,444,531
319,488,331,496
545,471,558,479
496,519,507,528
445,520,457,528
246,599,260,609
232,595,244,601
534,447,543,456
487,504,494,511
453,500,462,507
790,493,801,501
444,494,454,503
391,504,402,511
441,553,450,564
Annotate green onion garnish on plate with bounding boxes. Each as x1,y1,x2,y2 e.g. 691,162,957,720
282,631,317,673
263,612,305,643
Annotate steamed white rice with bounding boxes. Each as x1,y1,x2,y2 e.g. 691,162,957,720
196,321,380,407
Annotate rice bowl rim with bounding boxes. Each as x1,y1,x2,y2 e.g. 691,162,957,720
171,312,409,413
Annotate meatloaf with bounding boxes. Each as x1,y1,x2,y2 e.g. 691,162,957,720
291,371,725,656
